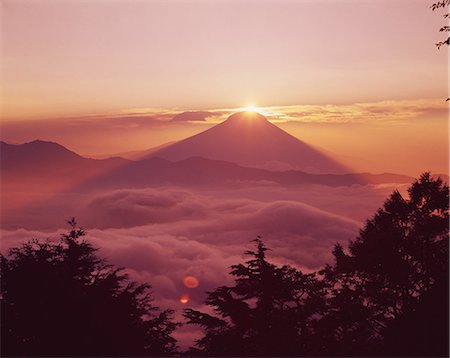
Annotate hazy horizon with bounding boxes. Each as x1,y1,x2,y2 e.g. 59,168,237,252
2,98,448,176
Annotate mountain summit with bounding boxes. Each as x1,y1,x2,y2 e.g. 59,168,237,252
150,111,346,174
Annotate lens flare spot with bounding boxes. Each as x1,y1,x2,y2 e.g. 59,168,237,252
183,275,199,288
179,293,190,304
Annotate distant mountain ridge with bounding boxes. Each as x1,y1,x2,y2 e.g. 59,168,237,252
1,140,417,192
89,142,176,160
1,140,127,169
81,155,415,190
1,140,128,189
1,140,85,167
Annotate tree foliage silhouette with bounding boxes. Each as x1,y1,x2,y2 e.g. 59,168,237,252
184,237,327,356
0,219,178,357
431,0,450,49
1,173,447,357
321,173,449,356
431,1,450,101
186,173,448,357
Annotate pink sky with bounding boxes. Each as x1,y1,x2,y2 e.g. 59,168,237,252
1,0,448,176
1,0,448,120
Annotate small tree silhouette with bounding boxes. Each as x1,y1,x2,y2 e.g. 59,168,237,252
184,236,326,356
0,219,178,357
431,0,450,49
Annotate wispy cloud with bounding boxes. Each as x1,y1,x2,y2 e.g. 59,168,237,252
254,98,449,124
110,98,448,125
1,98,447,158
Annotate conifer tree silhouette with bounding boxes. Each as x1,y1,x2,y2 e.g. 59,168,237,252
186,174,449,357
2,173,447,357
0,219,178,357
321,173,449,356
184,236,326,356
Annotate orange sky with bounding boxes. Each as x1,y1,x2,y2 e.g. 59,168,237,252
1,0,448,120
0,1,448,176
1,98,448,176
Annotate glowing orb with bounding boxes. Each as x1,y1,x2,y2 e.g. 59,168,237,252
243,105,258,112
179,293,190,304
183,275,199,288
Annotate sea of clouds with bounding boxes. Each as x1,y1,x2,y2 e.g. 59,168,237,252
0,182,406,348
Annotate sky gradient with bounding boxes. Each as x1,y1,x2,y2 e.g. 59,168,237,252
1,0,448,120
0,0,448,176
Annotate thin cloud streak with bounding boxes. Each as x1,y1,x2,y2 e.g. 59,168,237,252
2,98,446,125
94,98,450,125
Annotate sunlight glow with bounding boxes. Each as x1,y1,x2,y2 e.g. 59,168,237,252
238,104,274,118
242,104,259,113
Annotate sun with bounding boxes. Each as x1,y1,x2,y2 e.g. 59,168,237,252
242,104,259,113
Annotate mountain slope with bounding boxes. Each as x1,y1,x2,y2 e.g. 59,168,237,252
1,140,86,170
90,141,176,160
1,140,416,192
79,156,414,190
1,140,129,189
150,111,346,174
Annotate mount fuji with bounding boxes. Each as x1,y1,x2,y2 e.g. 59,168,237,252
149,111,345,174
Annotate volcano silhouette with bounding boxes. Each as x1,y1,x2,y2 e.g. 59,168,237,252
150,111,346,174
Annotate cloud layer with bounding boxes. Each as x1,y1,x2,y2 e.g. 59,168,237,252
2,184,396,300
1,182,408,348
